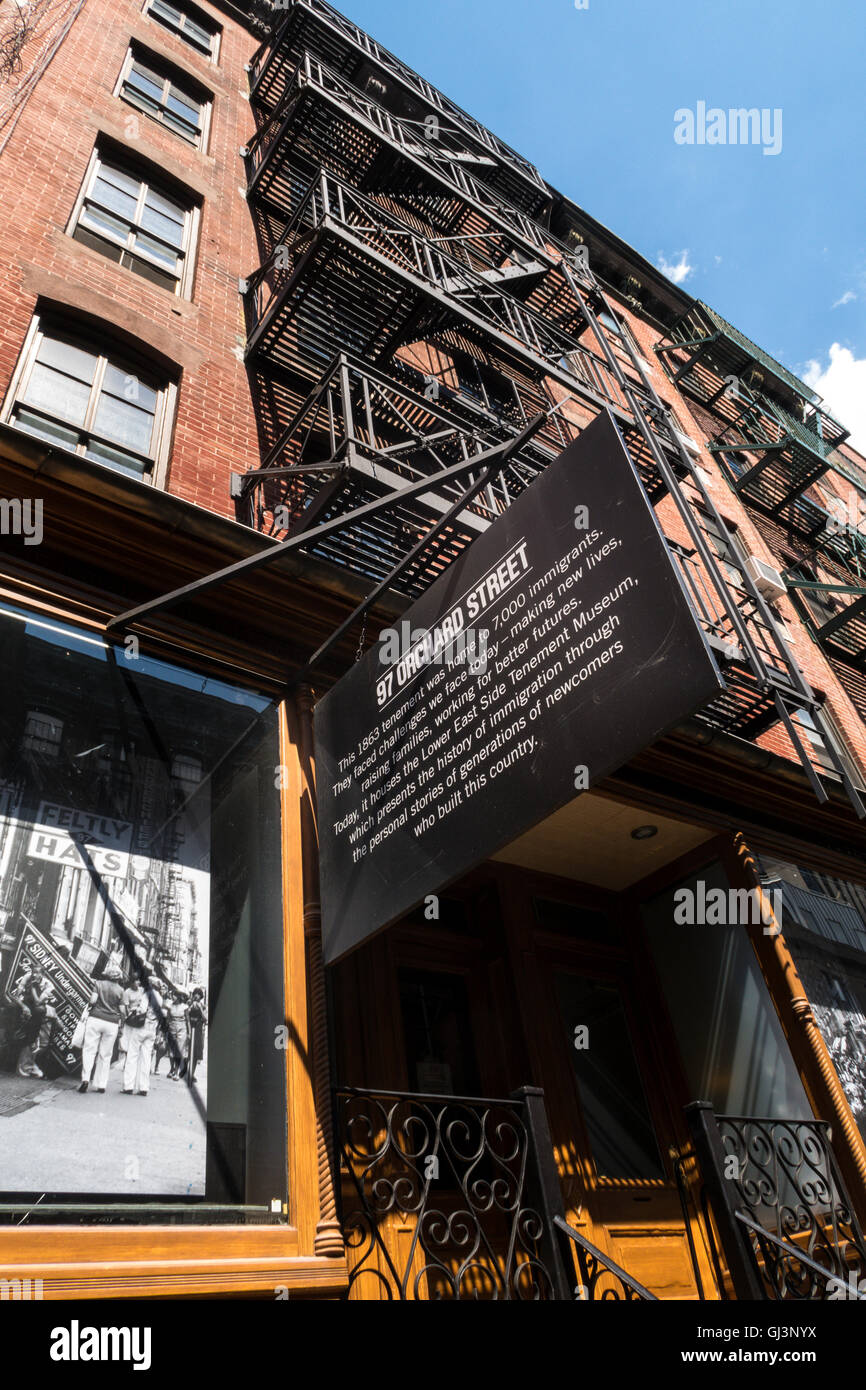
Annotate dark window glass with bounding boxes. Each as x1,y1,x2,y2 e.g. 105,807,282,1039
554,971,664,1180
398,969,479,1096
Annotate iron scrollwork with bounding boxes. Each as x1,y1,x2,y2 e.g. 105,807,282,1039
718,1115,866,1300
335,1088,560,1300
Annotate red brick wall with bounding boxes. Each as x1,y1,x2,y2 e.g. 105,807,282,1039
0,0,261,517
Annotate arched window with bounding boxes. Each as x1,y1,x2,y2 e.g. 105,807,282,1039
3,314,176,482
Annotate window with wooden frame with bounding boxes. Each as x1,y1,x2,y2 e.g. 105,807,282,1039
117,47,211,150
143,0,220,60
2,316,176,483
68,148,200,297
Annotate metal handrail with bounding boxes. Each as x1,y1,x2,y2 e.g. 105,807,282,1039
735,1210,866,1301
242,170,623,411
554,1215,658,1301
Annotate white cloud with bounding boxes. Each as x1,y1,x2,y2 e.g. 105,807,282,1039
804,344,866,453
657,250,693,286
832,290,856,308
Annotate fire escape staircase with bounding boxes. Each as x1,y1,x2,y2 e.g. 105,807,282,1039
109,1,864,819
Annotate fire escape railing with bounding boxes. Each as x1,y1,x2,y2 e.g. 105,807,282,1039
248,0,551,208
241,170,624,412
154,2,853,813
235,349,570,540
243,52,556,266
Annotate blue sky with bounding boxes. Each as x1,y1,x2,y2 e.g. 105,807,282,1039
337,0,866,446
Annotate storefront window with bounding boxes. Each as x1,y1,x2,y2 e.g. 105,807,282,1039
0,604,287,1223
642,861,812,1119
757,855,866,1141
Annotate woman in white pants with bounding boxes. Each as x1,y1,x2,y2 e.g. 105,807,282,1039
80,961,124,1094
121,971,163,1096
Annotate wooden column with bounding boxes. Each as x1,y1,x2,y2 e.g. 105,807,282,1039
723,832,866,1221
294,685,344,1258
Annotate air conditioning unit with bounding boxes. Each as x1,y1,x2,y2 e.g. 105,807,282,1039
745,555,788,604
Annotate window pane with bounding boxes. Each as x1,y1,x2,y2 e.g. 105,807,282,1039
93,394,155,454
90,175,138,223
141,192,185,247
12,408,81,452
80,204,129,246
84,440,149,478
132,231,180,273
22,363,91,426
123,85,161,119
127,62,164,102
555,972,664,1179
166,88,201,125
184,20,212,50
36,337,97,384
0,605,287,1219
151,0,184,22
101,364,158,414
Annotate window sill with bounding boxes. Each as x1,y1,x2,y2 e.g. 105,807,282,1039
0,1225,348,1297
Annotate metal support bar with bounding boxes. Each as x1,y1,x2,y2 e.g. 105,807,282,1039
285,413,547,685
107,415,546,631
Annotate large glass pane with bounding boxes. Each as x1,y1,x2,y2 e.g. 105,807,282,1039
132,231,180,273
11,408,80,452
92,394,155,454
22,363,91,427
141,189,185,247
0,605,287,1222
91,168,140,222
127,62,164,104
555,972,664,1179
758,855,866,1141
35,337,96,384
83,440,149,478
642,861,812,1117
80,205,129,246
101,365,158,415
166,88,201,128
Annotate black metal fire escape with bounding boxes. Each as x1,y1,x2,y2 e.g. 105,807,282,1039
192,0,862,819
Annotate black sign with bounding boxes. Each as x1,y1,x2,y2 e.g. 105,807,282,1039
315,411,723,962
6,921,93,1072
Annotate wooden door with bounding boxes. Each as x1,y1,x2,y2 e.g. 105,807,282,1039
499,872,718,1300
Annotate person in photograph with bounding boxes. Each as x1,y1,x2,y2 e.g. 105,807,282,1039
121,968,164,1096
12,966,54,1079
80,960,124,1094
184,986,206,1085
166,991,189,1080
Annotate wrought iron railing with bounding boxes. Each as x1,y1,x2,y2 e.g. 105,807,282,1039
686,1103,866,1301
735,1210,866,1301
334,1086,572,1300
554,1215,658,1302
